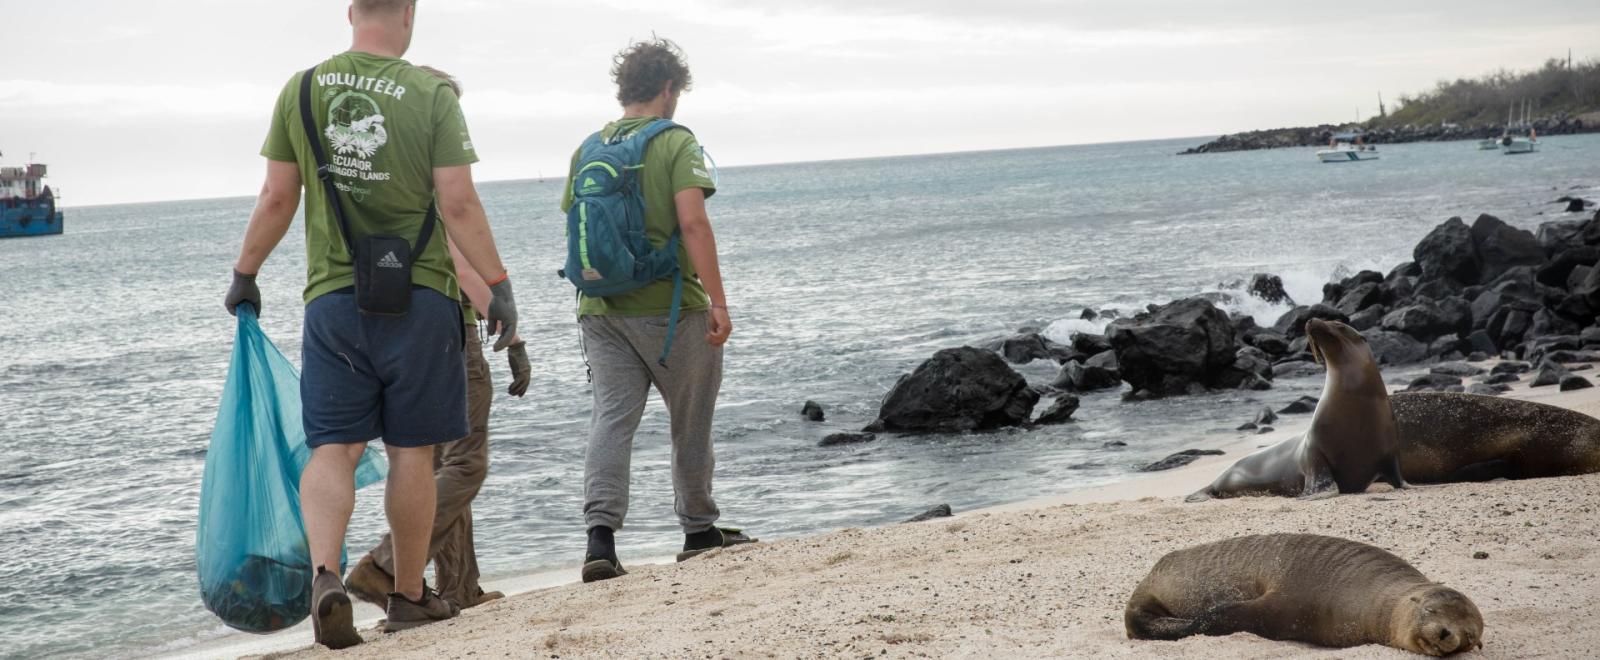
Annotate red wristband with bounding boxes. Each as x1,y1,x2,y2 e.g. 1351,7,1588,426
485,272,509,286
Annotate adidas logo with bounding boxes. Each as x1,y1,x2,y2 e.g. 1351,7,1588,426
377,251,404,269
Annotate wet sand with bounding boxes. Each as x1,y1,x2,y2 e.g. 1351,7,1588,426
260,377,1600,659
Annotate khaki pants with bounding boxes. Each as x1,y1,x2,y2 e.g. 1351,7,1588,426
366,325,491,604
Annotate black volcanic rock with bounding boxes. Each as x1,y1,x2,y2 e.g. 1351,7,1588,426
1361,329,1430,365
1470,214,1546,284
1537,219,1590,255
1278,396,1320,414
1381,300,1456,341
819,432,876,447
1490,361,1533,375
1071,332,1112,357
1413,217,1480,284
902,504,953,523
1274,304,1350,339
801,400,826,422
1034,395,1081,425
1139,449,1225,472
872,347,1040,433
1530,361,1571,388
1334,283,1383,316
1247,273,1294,305
1537,246,1600,288
999,333,1078,365
1405,373,1465,392
1106,298,1238,398
1560,375,1594,391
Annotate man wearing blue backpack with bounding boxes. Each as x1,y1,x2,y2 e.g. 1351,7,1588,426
560,38,752,583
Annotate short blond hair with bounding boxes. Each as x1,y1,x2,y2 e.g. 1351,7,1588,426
353,0,414,17
417,65,461,97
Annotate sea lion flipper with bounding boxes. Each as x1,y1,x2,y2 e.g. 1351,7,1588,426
1299,455,1339,500
1192,593,1294,638
1380,454,1409,490
1184,488,1213,503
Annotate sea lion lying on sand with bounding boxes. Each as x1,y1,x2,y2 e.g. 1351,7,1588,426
1188,320,1404,501
1125,533,1484,656
1392,391,1600,482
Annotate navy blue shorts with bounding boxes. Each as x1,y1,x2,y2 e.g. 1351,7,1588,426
301,288,468,448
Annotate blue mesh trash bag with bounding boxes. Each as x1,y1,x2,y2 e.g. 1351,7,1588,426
196,306,385,633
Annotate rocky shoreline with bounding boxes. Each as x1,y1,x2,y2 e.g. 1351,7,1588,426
833,201,1600,439
1179,116,1599,154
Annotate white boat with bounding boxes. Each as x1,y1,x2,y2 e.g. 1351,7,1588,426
1499,99,1540,155
1478,139,1501,150
1501,134,1538,154
1317,133,1378,163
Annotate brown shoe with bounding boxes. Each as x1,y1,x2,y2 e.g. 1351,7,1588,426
311,566,363,650
344,555,393,607
383,586,460,633
452,587,505,609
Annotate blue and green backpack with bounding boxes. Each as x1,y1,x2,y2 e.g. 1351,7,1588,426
563,119,688,365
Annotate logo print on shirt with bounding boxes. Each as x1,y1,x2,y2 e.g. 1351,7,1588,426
377,251,404,269
325,91,389,159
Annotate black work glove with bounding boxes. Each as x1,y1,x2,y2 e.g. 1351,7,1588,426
506,342,531,397
225,269,261,317
486,277,519,351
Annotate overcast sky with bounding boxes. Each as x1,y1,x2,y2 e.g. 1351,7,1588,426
4,0,1595,206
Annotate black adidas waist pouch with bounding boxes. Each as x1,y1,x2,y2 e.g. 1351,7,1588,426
353,234,423,315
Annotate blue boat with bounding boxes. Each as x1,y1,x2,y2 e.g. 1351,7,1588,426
1,158,64,238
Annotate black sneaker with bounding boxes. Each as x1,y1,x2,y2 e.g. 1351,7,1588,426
581,554,628,583
581,525,627,583
311,566,363,649
677,526,758,562
382,586,460,633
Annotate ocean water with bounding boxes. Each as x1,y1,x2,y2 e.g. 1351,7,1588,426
2,134,1596,658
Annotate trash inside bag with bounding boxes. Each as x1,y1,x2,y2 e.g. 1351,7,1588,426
196,306,385,633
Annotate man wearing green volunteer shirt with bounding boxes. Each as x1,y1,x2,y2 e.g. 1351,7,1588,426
561,38,752,584
223,0,520,648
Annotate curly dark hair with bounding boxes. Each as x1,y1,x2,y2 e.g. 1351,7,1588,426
612,38,692,106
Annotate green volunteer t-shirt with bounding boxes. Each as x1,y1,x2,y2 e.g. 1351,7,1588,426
261,51,477,304
560,116,717,317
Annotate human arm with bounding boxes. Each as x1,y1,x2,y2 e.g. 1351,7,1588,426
674,187,731,346
226,159,302,315
447,236,492,319
434,164,518,349
448,236,529,394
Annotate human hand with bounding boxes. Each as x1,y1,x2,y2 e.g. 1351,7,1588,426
506,341,530,397
485,277,519,351
225,269,261,317
706,305,732,347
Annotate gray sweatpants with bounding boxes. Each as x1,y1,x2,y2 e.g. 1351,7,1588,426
581,311,723,534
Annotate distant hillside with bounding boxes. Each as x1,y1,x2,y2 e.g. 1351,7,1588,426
1183,57,1600,154
1375,57,1600,129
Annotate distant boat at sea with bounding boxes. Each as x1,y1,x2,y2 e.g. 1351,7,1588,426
1,154,64,238
1499,99,1540,155
1317,132,1379,163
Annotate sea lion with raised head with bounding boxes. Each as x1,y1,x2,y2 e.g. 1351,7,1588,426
1392,391,1600,482
1187,319,1404,501
1125,534,1484,656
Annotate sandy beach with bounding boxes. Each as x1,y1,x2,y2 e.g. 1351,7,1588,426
243,375,1600,659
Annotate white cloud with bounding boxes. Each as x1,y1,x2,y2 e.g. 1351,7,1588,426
0,80,280,124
